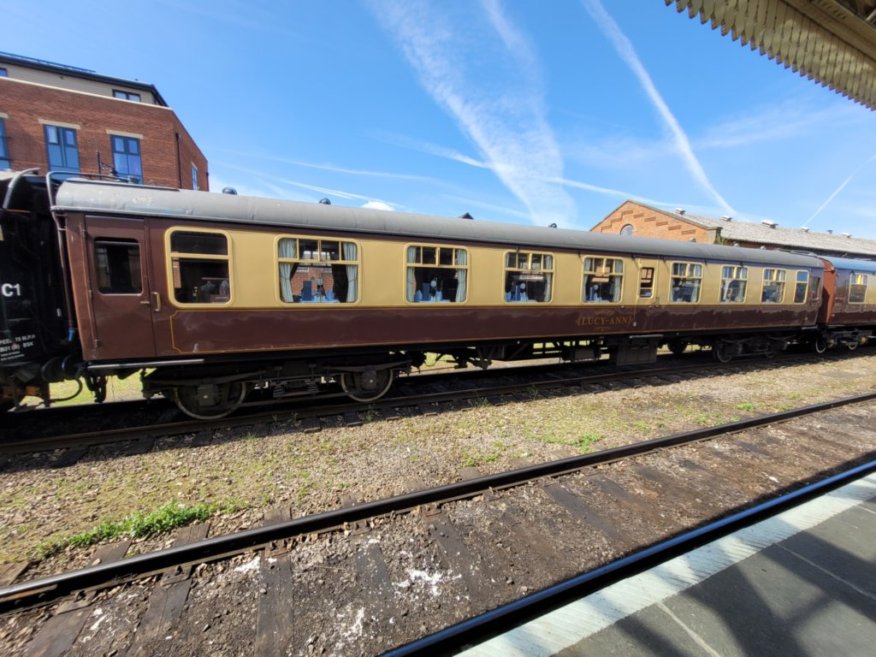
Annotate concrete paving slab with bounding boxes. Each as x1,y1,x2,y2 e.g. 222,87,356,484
460,473,876,657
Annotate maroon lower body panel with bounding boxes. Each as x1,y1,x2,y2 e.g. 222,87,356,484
159,305,817,357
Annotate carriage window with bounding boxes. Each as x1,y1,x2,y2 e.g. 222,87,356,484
583,257,624,303
169,231,230,304
720,266,747,303
95,239,142,294
670,262,702,303
504,251,553,302
794,271,809,303
761,269,786,303
849,273,868,304
638,267,654,298
406,245,468,302
278,237,358,304
809,276,821,302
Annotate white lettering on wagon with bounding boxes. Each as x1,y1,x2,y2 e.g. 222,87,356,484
1,283,23,297
0,333,36,362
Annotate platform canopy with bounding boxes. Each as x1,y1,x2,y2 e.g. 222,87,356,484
666,1,876,110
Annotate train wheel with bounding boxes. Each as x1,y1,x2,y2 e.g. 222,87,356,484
813,335,829,354
713,343,734,363
847,339,859,352
174,382,247,420
340,369,394,403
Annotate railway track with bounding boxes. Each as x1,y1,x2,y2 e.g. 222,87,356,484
0,348,864,458
1,392,874,655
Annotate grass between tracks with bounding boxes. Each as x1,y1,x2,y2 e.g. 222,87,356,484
2,352,875,567
35,500,240,559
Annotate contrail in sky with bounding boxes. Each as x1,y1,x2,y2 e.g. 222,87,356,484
370,0,577,226
581,0,735,216
802,154,876,228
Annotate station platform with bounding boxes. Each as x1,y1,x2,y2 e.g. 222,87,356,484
460,472,876,657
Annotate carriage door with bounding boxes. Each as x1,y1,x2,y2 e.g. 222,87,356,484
633,257,661,332
84,216,157,360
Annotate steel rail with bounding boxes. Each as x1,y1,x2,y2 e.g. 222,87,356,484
1,390,874,613
383,458,876,656
0,358,703,454
0,350,839,455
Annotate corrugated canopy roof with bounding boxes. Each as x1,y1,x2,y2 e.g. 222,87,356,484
666,0,876,110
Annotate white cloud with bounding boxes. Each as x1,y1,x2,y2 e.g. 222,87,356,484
211,160,401,209
362,200,395,211
369,0,576,226
209,147,439,183
581,0,734,215
697,99,860,150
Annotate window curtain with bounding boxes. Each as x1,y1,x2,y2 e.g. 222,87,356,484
406,246,417,301
343,242,358,302
543,256,553,302
610,275,621,302
455,250,467,302
278,238,296,302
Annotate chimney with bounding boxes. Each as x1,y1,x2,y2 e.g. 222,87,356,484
721,215,732,222
761,219,777,228
827,229,833,234
675,208,686,215
801,227,810,233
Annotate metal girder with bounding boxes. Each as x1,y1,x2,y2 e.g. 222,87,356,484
667,0,876,110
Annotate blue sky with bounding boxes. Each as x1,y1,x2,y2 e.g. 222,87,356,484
6,0,876,237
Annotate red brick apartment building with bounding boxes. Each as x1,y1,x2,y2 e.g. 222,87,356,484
0,52,207,190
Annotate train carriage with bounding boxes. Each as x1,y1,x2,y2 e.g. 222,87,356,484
817,256,876,350
1,172,872,418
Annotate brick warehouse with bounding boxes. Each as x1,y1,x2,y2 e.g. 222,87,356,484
593,199,876,260
0,52,207,190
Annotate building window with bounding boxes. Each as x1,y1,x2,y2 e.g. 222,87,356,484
406,245,467,302
169,231,230,304
761,269,786,303
0,67,7,77
793,271,809,303
505,251,553,302
849,273,868,304
191,164,199,190
111,135,142,183
670,262,702,303
583,256,624,303
0,118,10,170
44,124,80,174
113,90,141,102
638,267,654,298
620,224,634,236
278,237,358,304
720,266,748,303
94,239,142,294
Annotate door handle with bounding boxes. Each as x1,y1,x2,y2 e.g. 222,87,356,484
141,293,161,312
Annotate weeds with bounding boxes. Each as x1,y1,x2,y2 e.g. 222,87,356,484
37,500,238,559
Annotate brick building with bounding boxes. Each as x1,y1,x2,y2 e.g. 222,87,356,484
0,52,207,190
593,200,876,259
